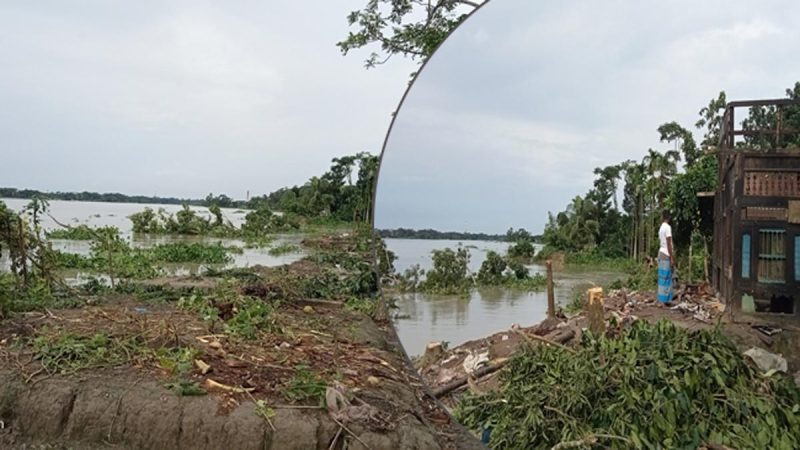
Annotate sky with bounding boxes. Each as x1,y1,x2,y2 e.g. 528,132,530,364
374,0,800,234
0,1,414,199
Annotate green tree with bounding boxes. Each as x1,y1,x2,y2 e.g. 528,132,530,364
666,154,718,251
695,91,727,150
591,165,622,211
477,250,506,285
740,82,800,150
422,246,471,293
658,121,699,166
506,228,536,260
338,0,482,69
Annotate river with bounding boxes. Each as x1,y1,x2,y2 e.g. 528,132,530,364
384,238,624,356
2,199,624,356
0,199,305,275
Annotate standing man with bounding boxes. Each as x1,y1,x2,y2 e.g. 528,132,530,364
657,209,675,305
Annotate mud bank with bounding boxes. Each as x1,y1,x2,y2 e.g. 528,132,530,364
0,231,485,450
0,369,448,450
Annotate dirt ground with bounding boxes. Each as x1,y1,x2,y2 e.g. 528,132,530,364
0,233,485,450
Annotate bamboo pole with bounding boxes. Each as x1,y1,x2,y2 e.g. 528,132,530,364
546,260,555,319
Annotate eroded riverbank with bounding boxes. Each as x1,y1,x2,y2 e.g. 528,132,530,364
0,231,484,450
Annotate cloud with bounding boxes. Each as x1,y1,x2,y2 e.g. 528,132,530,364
375,0,800,233
0,0,415,198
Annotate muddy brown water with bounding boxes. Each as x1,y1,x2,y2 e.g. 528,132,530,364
0,199,305,281
385,238,625,356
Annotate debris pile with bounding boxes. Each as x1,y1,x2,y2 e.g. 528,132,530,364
416,283,730,402
455,320,800,450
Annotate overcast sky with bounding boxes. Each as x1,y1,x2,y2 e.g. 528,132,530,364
374,0,800,234
0,1,414,199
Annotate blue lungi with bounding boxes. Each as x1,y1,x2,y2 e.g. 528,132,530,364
657,253,673,303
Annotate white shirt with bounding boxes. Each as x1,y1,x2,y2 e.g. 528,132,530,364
658,221,672,257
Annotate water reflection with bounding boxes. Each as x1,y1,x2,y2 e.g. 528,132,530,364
387,238,511,274
387,238,623,356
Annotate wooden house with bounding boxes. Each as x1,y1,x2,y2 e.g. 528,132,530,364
711,99,800,322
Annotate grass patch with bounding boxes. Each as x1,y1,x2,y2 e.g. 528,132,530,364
267,242,301,256
32,331,142,374
47,225,96,240
564,291,585,313
503,272,548,291
165,379,206,396
563,254,633,269
1,274,84,315
31,329,205,387
53,240,242,280
344,297,378,316
224,297,278,340
177,287,280,340
155,346,200,377
283,364,327,404
149,242,237,264
243,235,275,249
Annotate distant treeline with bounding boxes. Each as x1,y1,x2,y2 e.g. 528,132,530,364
1,152,379,224
377,228,543,242
0,188,205,206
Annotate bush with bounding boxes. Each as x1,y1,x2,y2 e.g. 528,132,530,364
47,225,96,240
150,242,234,264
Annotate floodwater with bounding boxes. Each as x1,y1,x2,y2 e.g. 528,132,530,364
0,199,305,277
385,238,624,356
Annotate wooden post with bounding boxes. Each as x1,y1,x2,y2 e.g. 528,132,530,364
546,260,555,319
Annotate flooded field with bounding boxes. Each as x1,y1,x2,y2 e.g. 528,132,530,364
0,199,305,277
385,238,624,356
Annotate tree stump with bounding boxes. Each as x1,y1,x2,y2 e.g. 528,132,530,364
585,287,605,336
415,341,445,370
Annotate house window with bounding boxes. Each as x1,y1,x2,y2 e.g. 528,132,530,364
795,236,800,281
741,233,751,279
757,229,785,284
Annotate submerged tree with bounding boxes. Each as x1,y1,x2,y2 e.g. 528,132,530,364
477,250,506,285
422,246,471,294
506,228,536,260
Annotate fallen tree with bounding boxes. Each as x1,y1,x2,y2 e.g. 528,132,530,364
432,328,575,399
455,320,800,450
